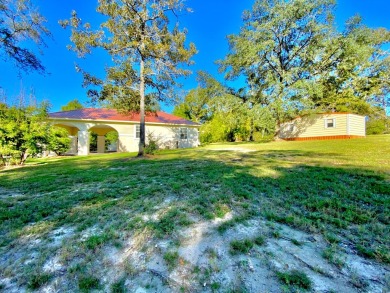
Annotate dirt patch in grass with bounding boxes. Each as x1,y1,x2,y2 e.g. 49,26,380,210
0,137,389,292
0,187,24,199
0,192,389,292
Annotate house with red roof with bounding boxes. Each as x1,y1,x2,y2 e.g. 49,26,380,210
49,108,200,155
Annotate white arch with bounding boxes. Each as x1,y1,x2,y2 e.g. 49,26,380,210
51,123,81,155
88,124,119,135
52,122,80,135
88,124,119,153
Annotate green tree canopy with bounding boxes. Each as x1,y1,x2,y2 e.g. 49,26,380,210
221,0,390,130
174,72,276,143
60,99,84,111
0,0,50,73
221,0,336,126
0,101,70,165
60,0,196,156
173,71,225,123
304,16,390,115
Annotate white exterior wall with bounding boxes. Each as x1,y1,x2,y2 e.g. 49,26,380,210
279,114,365,139
347,114,366,136
97,136,105,153
144,125,199,149
67,136,78,154
50,119,200,155
77,130,90,155
117,124,199,152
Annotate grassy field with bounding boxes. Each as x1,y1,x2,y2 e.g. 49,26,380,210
0,135,389,292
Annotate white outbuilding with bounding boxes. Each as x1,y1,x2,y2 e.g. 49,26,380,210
278,113,366,141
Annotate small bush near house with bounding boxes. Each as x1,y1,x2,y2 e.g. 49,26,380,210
0,102,70,165
366,117,389,135
145,133,160,155
252,131,274,142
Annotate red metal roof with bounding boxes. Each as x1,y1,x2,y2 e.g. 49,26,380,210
49,108,200,126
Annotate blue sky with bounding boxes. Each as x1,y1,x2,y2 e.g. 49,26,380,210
1,0,389,113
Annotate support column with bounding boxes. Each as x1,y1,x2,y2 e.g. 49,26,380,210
78,130,90,156
68,136,78,154
97,135,105,154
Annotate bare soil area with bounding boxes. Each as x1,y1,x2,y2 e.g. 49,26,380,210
0,187,388,292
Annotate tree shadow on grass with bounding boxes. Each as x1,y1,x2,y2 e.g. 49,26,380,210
0,149,389,290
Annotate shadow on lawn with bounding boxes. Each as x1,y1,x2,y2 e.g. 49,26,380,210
0,149,389,265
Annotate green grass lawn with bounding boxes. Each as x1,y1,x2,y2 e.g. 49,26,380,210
0,135,389,291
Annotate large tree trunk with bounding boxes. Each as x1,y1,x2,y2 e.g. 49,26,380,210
274,122,281,139
138,56,145,157
19,151,29,165
138,3,147,157
249,118,254,141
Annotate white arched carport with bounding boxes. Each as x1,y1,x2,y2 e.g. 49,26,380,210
53,122,122,155
49,108,201,155
52,122,81,155
89,125,119,154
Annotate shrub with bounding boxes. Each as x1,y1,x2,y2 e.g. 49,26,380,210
0,102,52,165
366,118,387,135
145,133,160,155
48,126,71,155
252,131,274,142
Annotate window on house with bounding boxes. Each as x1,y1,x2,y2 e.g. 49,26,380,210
135,125,140,139
180,128,188,139
325,118,335,128
288,124,295,132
